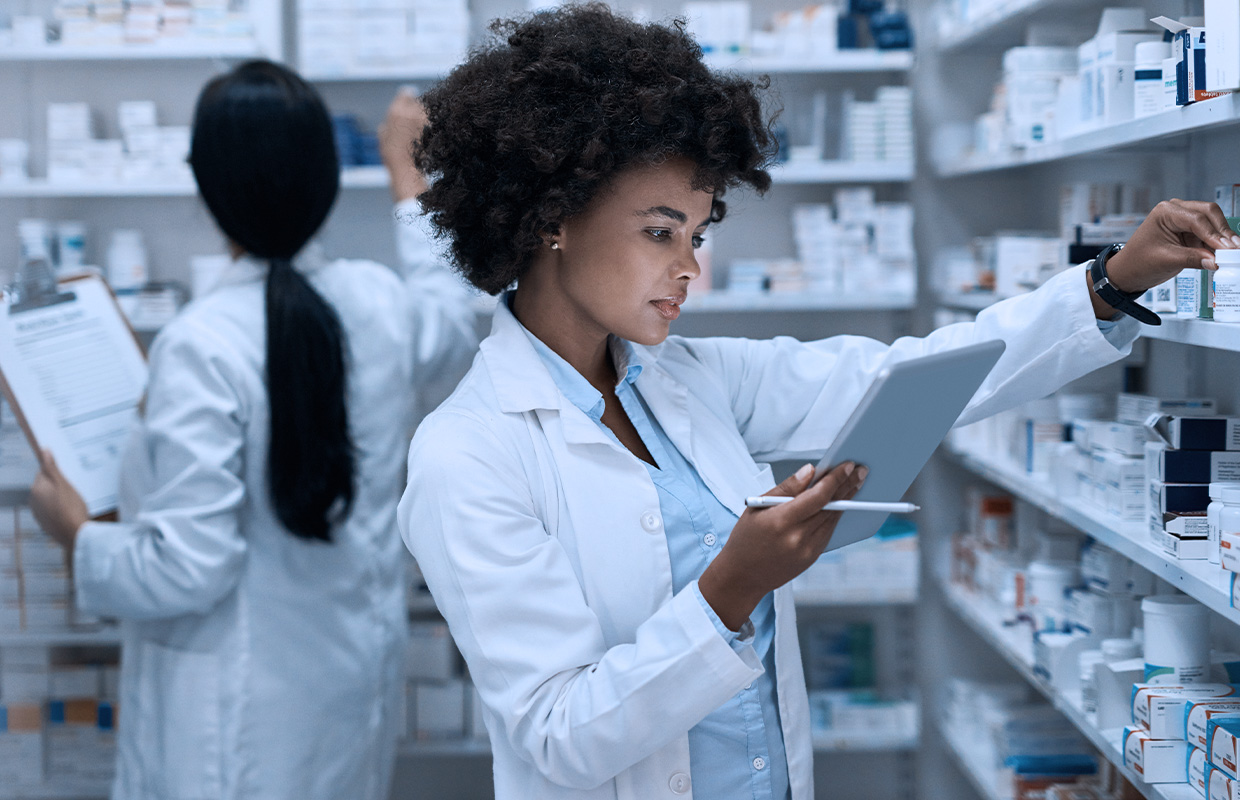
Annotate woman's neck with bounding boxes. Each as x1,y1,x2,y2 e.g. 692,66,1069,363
511,285,616,393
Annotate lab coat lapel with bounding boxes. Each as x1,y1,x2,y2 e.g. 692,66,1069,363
634,358,754,517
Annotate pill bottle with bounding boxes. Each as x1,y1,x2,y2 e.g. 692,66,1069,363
107,229,148,291
1134,41,1172,119
1221,489,1240,571
55,221,87,272
1176,270,1200,318
1079,649,1105,714
1027,560,1079,632
1209,483,1240,565
1142,594,1210,684
1214,249,1240,323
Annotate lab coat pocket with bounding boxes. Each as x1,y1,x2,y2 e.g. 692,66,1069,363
134,641,223,800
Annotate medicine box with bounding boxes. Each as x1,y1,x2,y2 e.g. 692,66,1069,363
1210,764,1237,800
1134,684,1240,738
1211,717,1240,778
1148,416,1240,452
1222,532,1240,573
1124,726,1188,783
1152,526,1211,560
1194,745,1211,795
1150,481,1212,514
1190,700,1240,749
1119,394,1216,425
1207,0,1240,92
1084,420,1147,457
1146,442,1240,483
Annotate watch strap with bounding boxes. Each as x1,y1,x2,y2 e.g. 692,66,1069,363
1089,243,1162,326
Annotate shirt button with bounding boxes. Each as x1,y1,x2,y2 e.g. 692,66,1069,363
669,771,690,794
703,533,717,546
640,512,662,532
753,757,766,771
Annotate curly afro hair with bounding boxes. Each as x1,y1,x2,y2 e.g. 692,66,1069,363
413,3,777,295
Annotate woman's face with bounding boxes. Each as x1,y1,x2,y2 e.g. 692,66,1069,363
550,157,714,346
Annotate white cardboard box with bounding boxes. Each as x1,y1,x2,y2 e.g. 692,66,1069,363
1206,0,1240,91
1134,684,1240,738
1189,700,1240,749
1124,726,1188,782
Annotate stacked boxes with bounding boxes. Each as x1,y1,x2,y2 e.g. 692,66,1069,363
47,101,191,187
844,87,913,163
402,621,486,742
0,646,118,790
297,0,469,78
0,508,81,632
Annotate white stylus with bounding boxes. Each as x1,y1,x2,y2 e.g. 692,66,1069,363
743,497,920,513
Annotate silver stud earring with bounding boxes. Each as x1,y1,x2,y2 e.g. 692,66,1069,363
550,242,559,250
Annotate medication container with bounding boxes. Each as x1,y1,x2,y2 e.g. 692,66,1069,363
12,1,1240,799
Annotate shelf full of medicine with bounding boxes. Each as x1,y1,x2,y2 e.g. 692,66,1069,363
937,580,1201,800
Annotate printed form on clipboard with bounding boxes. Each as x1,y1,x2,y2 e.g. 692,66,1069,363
0,274,148,516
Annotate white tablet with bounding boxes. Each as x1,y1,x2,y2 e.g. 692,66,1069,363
813,339,1007,552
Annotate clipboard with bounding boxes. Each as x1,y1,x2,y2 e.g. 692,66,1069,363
0,272,149,516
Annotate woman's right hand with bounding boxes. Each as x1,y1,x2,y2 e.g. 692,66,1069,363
379,87,430,204
699,462,868,631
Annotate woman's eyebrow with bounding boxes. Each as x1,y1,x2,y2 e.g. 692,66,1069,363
636,205,687,223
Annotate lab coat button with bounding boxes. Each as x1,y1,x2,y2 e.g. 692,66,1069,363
703,533,717,546
753,757,766,771
640,512,662,532
668,772,690,794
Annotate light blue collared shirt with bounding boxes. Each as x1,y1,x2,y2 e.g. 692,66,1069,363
518,323,790,800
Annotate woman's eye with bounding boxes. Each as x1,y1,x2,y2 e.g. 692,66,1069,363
647,229,671,241
692,235,705,249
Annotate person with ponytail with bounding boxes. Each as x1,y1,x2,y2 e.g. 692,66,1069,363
28,60,478,800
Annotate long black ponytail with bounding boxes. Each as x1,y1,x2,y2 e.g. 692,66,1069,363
188,60,353,542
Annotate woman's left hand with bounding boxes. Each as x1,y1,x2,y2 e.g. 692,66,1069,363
30,449,89,552
1104,199,1240,296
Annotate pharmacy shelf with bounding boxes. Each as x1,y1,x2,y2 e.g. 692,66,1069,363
811,730,919,753
0,629,121,647
945,446,1240,627
0,40,263,62
936,0,1099,54
1143,317,1240,353
0,181,197,198
938,94,1240,178
937,291,1002,312
304,62,461,82
704,49,914,74
0,487,31,506
398,738,490,758
940,581,1200,800
938,718,1008,800
793,586,919,606
0,161,915,199
769,160,914,184
682,291,915,313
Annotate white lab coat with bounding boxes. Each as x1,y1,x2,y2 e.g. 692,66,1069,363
399,265,1140,800
73,203,478,800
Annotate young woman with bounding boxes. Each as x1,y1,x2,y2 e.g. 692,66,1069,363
398,6,1238,800
29,61,478,799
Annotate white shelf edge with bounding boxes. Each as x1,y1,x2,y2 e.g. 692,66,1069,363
939,581,1201,800
811,731,919,753
943,446,1240,627
682,291,915,313
937,718,1009,800
937,94,1240,177
769,160,915,184
304,63,460,82
937,291,1003,312
397,738,490,757
0,629,121,646
936,0,1070,53
793,587,919,606
1142,317,1240,353
704,50,914,74
0,41,263,62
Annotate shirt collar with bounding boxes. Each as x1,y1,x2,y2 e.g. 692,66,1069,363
508,296,644,422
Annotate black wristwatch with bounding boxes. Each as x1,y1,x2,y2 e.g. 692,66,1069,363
1089,243,1161,326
